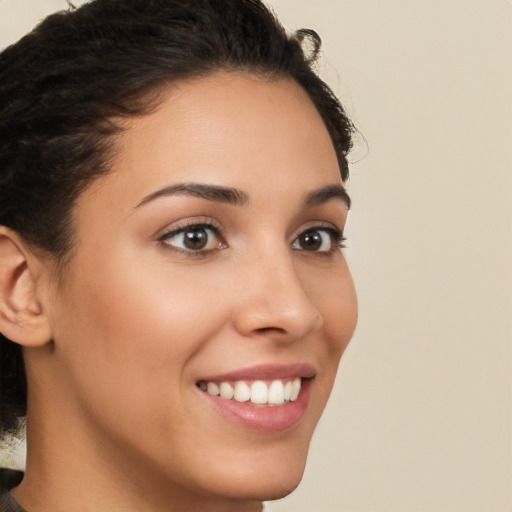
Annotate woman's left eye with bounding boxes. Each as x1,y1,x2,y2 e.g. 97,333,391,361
291,227,344,253
159,224,223,252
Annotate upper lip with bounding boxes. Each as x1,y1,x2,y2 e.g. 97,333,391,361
197,363,316,383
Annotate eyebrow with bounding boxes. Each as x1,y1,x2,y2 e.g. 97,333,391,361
136,182,249,208
136,181,350,209
305,184,351,209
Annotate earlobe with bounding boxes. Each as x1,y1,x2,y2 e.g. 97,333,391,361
0,227,52,347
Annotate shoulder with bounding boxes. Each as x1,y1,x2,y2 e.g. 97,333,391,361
0,469,26,512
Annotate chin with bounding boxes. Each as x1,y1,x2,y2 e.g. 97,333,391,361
256,475,304,501
218,469,305,503
201,441,310,503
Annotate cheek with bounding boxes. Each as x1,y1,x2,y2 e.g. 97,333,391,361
298,260,357,416
307,261,357,357
52,250,231,405
328,275,357,357
72,251,223,347
47,251,240,463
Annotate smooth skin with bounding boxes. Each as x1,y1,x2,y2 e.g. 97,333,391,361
0,72,357,511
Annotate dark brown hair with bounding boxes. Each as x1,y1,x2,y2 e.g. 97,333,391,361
0,0,354,436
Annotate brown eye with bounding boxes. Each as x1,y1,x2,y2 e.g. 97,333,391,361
292,227,340,253
161,225,222,252
183,227,209,250
298,231,323,251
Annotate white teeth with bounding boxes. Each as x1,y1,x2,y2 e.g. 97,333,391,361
219,382,234,400
250,380,268,404
234,381,251,402
283,381,292,401
202,378,303,406
268,380,285,405
206,382,219,395
290,377,301,401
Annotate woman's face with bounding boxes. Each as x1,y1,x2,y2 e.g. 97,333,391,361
39,72,357,504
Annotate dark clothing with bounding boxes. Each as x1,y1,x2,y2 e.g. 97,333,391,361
0,469,26,512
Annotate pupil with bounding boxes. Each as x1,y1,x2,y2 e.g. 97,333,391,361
184,228,208,250
301,231,322,251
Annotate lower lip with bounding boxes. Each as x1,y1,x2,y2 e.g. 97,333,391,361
199,379,312,432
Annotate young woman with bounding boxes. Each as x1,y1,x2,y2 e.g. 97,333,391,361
0,1,357,510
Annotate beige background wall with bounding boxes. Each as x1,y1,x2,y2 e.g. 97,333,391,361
1,1,511,511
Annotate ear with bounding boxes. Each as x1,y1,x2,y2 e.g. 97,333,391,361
0,227,52,347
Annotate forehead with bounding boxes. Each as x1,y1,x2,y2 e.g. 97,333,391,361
84,71,342,208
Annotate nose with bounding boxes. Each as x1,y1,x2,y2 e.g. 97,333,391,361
231,249,323,343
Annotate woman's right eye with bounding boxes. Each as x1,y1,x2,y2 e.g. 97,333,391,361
159,224,224,253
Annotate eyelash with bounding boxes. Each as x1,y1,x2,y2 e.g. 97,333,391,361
157,221,346,256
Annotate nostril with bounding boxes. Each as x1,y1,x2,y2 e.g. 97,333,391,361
254,326,287,335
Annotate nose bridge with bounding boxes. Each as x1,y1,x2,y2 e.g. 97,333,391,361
232,242,323,340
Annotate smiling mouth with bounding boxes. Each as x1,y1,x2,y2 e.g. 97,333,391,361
196,378,303,406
